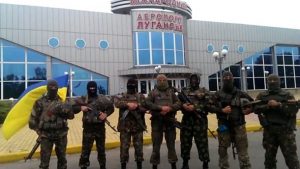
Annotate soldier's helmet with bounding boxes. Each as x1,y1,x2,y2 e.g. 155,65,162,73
267,74,280,91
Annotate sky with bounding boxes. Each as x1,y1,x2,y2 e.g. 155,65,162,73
0,0,300,30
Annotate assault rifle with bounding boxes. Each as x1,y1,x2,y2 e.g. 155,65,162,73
242,99,300,109
24,135,41,162
122,109,147,132
164,116,191,130
231,137,238,160
177,89,216,138
74,99,117,132
114,94,148,132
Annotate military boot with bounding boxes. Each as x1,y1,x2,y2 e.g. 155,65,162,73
121,162,126,169
152,164,158,169
181,159,189,169
171,163,177,169
137,161,142,169
203,161,209,169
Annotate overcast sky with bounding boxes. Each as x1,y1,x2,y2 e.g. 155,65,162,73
0,0,300,30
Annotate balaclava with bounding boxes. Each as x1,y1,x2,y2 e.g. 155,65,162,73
47,79,58,99
156,74,169,91
127,78,138,94
267,74,280,92
222,71,234,93
190,74,200,90
87,81,98,97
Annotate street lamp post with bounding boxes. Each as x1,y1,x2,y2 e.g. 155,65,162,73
64,70,75,98
241,66,250,91
264,70,269,89
213,49,228,89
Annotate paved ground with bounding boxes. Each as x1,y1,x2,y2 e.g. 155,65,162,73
0,108,299,163
2,129,300,169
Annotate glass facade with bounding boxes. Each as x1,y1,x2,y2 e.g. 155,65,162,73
0,39,108,100
133,31,185,66
209,45,300,91
52,59,109,96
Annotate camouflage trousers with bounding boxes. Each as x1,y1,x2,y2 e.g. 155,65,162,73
150,128,178,165
120,130,144,163
39,135,67,169
180,120,209,162
79,127,106,168
263,126,300,169
217,124,251,169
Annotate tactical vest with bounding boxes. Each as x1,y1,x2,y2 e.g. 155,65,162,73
152,88,174,106
82,95,103,124
183,87,208,114
259,90,294,127
38,98,67,130
217,88,245,126
117,93,145,132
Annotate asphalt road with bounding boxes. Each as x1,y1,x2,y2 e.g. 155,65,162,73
1,129,300,169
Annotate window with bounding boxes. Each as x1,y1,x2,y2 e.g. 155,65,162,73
238,45,244,53
75,39,86,49
48,37,59,48
99,40,109,49
52,59,109,96
222,45,229,51
207,44,214,53
134,31,185,66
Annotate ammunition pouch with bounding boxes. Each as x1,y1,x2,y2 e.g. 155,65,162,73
83,110,102,124
39,118,66,130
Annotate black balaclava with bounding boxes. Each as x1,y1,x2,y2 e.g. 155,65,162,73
190,74,200,90
267,74,280,93
47,79,58,99
222,71,234,93
156,74,169,91
127,78,138,94
87,81,98,97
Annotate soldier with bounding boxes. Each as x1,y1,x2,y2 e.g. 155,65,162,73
143,74,181,169
210,71,252,169
179,74,211,169
114,78,147,169
73,81,114,169
29,79,74,169
254,74,300,169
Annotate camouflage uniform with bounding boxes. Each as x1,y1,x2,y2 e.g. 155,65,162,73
179,74,211,169
143,74,181,169
115,78,147,169
29,79,74,169
210,71,252,169
254,74,300,169
73,81,114,169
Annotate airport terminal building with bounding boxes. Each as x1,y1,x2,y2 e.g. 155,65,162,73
0,0,300,100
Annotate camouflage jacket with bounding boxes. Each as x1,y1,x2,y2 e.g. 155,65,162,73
114,92,147,132
210,87,253,127
29,94,74,137
180,87,212,117
144,87,181,117
73,94,114,129
255,89,298,129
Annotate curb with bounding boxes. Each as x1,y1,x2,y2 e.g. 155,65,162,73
1,120,300,164
0,136,152,164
